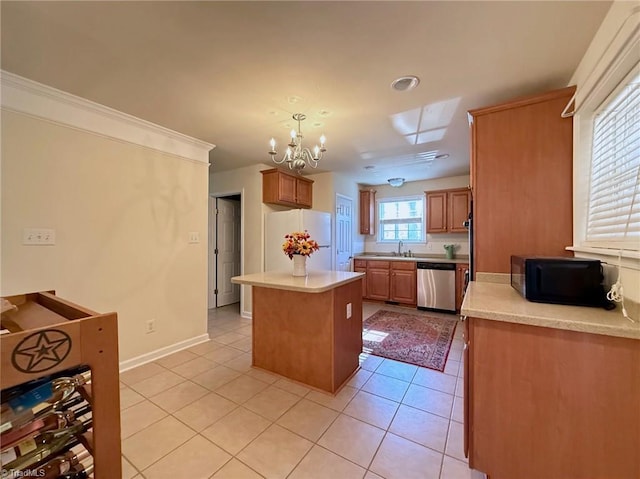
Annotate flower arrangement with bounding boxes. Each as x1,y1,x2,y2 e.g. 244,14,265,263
282,230,320,259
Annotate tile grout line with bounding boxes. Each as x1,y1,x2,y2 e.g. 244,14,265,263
124,304,470,478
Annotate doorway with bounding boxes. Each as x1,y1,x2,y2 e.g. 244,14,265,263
209,194,241,308
336,194,354,271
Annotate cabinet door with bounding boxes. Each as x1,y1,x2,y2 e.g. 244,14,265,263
426,192,447,233
390,267,417,304
463,317,470,460
278,173,297,204
449,190,470,233
296,178,313,208
367,267,390,301
455,263,469,312
469,87,574,273
359,190,376,235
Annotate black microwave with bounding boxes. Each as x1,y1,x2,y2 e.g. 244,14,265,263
510,256,613,309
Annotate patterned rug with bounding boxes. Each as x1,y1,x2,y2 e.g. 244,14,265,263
362,310,458,371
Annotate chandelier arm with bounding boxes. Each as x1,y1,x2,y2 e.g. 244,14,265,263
301,148,320,167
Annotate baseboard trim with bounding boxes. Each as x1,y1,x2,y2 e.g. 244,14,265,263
240,310,253,320
119,333,210,373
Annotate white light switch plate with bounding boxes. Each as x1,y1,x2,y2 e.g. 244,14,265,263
346,303,352,319
23,228,56,245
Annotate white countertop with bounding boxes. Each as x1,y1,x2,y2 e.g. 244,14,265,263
354,255,469,264
461,281,640,339
231,270,365,293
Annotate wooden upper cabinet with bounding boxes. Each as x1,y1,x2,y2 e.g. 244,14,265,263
426,192,447,233
296,178,313,208
469,86,575,274
426,188,470,234
261,168,314,208
359,189,376,235
449,190,471,233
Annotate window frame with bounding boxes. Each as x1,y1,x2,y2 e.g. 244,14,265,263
584,66,639,250
570,11,640,264
376,194,426,244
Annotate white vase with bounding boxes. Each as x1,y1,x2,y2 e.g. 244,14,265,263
292,254,307,277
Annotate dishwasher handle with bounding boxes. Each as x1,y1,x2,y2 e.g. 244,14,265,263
416,262,456,270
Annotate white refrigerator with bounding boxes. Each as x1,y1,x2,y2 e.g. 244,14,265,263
265,209,333,272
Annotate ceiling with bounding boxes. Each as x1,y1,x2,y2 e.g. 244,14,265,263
1,1,611,186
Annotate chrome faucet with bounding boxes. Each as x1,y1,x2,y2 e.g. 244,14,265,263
397,240,403,256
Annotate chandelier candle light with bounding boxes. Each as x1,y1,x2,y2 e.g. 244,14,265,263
269,113,326,172
282,230,320,276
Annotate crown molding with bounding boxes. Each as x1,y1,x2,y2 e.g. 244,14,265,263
0,70,214,164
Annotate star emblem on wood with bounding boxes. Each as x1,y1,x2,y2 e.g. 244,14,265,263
11,329,72,373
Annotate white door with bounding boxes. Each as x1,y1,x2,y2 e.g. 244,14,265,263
216,198,241,306
336,194,353,271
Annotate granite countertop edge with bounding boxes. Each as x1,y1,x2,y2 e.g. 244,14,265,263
354,254,469,264
461,282,640,340
231,270,365,293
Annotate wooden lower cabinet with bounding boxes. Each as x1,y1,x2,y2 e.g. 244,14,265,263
354,259,367,298
455,263,469,312
464,317,640,479
356,259,416,306
366,263,390,301
390,262,416,305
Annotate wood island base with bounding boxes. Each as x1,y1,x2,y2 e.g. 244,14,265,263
252,280,363,393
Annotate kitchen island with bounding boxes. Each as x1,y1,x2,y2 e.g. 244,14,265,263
461,281,640,479
231,270,364,394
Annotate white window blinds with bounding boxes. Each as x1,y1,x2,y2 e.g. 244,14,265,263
586,69,640,248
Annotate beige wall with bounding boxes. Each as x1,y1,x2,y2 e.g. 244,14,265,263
1,110,210,361
362,175,471,257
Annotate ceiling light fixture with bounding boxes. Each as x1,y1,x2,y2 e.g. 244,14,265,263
391,75,420,92
269,113,326,172
388,178,405,187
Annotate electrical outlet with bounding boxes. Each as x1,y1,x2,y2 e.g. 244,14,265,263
188,232,200,244
426,242,433,251
146,319,156,334
346,303,352,319
23,228,56,245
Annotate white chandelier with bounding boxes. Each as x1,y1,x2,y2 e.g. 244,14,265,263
269,113,326,171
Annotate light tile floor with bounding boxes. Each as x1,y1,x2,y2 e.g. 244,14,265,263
119,302,485,479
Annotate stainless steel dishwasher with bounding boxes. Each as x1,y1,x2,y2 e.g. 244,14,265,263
417,262,456,313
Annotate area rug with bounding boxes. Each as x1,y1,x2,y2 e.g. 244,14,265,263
362,310,458,371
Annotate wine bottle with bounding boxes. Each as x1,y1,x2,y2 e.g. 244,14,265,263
1,403,91,450
2,418,92,474
58,461,94,479
27,448,90,479
1,373,90,433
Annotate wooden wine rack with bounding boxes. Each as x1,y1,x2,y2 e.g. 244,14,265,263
1,291,121,478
